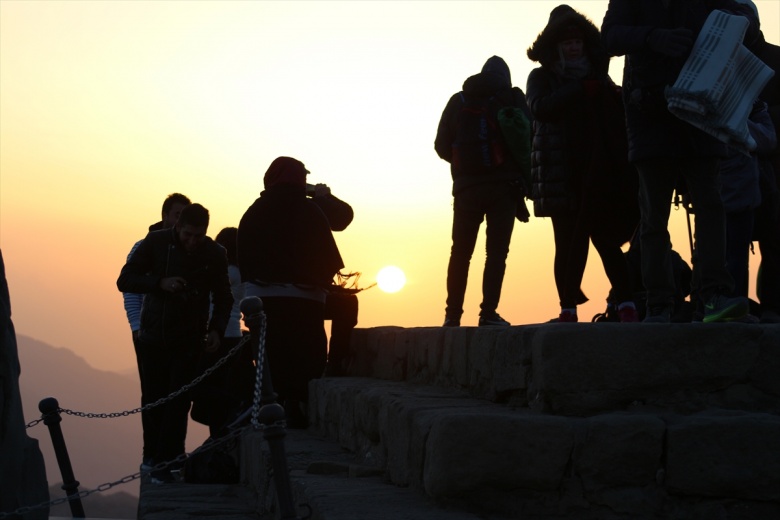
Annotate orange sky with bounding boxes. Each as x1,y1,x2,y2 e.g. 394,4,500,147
1,0,778,373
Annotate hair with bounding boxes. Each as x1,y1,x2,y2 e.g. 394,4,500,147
178,203,209,228
215,227,238,266
162,193,191,216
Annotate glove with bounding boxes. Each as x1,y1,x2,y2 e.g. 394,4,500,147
646,28,693,57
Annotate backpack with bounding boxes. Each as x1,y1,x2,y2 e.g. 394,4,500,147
451,92,506,173
497,106,532,194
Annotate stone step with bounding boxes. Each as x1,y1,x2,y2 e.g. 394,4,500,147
348,324,780,416
308,377,780,519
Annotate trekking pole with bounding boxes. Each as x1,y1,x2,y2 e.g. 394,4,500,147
241,296,301,520
38,397,86,518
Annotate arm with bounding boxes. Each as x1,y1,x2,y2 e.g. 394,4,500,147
206,246,233,341
122,239,144,332
601,0,654,57
748,102,778,156
116,233,163,294
312,190,354,231
434,93,459,162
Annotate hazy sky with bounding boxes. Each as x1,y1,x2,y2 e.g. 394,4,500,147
2,0,779,374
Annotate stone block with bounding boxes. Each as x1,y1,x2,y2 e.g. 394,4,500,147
423,412,574,498
666,412,780,501
576,414,665,492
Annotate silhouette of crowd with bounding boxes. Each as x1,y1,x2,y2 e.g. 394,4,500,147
115,0,780,485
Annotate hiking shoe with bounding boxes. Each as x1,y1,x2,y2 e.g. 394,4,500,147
442,316,461,327
549,310,577,323
478,312,510,327
150,468,174,484
643,306,671,323
140,457,153,473
618,306,639,323
702,295,749,323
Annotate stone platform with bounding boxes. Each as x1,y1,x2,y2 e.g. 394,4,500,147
140,323,780,520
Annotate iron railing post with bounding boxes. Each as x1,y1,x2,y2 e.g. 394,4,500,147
38,397,86,518
241,296,301,520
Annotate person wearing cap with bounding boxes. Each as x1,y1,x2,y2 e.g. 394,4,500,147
237,156,343,428
526,4,639,323
602,0,758,323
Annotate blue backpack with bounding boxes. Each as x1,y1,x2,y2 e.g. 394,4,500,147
451,93,506,174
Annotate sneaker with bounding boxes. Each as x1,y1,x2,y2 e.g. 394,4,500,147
478,312,510,327
150,468,174,484
549,310,577,323
702,295,749,323
618,306,639,323
442,316,460,327
643,306,671,323
140,457,153,473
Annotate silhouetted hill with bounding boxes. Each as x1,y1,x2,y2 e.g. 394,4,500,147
48,483,138,519
16,334,212,518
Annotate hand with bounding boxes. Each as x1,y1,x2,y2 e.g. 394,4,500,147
160,276,188,293
647,28,693,57
312,183,331,197
203,330,220,353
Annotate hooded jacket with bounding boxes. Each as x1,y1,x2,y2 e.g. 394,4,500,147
237,157,344,295
525,5,613,217
435,56,531,195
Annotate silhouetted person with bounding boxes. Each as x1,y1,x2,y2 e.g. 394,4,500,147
117,203,232,483
435,55,531,327
527,4,639,323
238,157,343,428
120,192,190,471
602,0,757,322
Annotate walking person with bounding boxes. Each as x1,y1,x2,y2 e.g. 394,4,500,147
526,4,639,323
435,55,531,327
602,0,758,323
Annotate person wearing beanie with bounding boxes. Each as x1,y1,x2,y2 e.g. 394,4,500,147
434,55,532,328
526,4,639,323
237,156,343,427
602,0,758,323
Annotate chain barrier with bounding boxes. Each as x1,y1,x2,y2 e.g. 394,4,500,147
25,417,44,429
251,312,267,430
53,334,251,421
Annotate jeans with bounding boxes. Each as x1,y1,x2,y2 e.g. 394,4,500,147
636,157,733,308
725,209,754,298
446,181,516,317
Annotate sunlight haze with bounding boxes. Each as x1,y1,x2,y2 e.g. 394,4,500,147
2,0,778,373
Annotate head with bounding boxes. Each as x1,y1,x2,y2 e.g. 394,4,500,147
481,55,511,88
215,227,238,266
175,203,209,253
559,37,584,61
161,193,191,229
263,156,309,190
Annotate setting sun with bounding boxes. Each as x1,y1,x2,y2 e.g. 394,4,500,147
376,266,406,293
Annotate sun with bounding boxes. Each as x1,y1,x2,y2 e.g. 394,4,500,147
376,266,406,293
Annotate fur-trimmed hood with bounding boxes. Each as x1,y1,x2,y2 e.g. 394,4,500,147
526,4,608,75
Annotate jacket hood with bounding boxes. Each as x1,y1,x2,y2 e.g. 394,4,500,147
263,156,309,190
462,55,512,97
526,4,608,74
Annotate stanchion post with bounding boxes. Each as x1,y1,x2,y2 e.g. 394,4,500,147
38,397,86,518
240,296,301,520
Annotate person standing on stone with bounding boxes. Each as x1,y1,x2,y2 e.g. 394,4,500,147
601,0,757,322
237,157,344,428
435,55,531,327
117,203,232,483
526,4,640,323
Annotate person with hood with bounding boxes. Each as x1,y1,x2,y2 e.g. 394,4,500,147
237,156,343,428
435,55,531,327
601,0,758,323
526,4,639,323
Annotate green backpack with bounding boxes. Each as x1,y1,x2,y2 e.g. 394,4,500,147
497,106,532,195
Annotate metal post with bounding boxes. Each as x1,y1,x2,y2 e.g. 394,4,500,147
38,397,86,518
240,296,301,520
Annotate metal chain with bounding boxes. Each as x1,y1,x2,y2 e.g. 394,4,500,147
54,334,251,420
25,417,44,429
0,421,255,519
251,313,267,430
